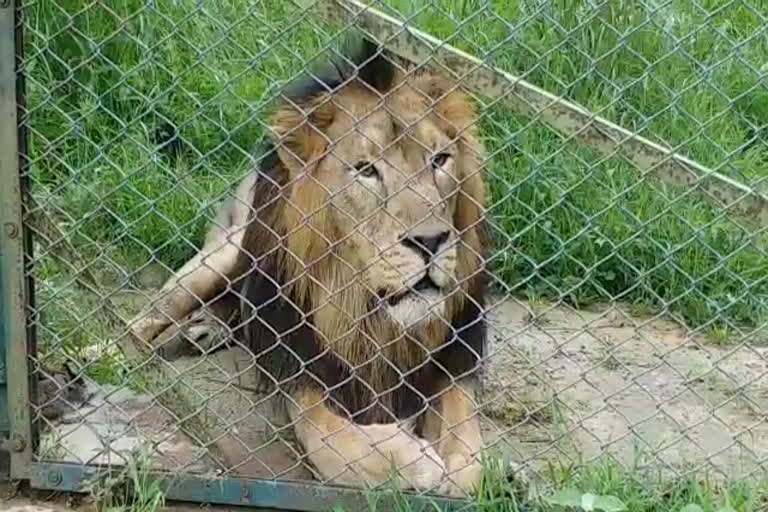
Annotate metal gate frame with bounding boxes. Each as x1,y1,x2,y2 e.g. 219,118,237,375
4,0,768,510
1,0,34,485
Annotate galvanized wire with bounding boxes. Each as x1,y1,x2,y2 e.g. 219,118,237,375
14,0,768,505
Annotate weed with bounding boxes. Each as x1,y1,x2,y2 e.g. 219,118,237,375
83,445,165,512
709,324,732,345
336,454,768,511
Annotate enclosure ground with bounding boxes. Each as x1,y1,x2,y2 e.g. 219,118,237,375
40,288,768,487
480,295,768,480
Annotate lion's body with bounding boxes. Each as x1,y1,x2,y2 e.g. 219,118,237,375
129,39,492,495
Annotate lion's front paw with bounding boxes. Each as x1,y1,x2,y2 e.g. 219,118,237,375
363,424,446,491
138,308,231,361
299,420,446,492
128,317,160,353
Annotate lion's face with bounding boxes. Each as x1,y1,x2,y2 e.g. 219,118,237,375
309,87,462,328
268,50,486,340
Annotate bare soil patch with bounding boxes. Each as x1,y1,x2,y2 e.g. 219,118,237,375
41,293,768,484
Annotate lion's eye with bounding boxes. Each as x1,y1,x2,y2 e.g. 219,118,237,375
354,161,379,179
431,153,450,169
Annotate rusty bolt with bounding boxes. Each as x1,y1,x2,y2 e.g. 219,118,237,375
11,433,25,452
4,223,18,239
47,469,63,486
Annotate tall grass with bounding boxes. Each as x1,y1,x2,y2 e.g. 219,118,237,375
24,0,768,349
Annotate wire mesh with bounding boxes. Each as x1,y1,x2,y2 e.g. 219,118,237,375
14,0,768,506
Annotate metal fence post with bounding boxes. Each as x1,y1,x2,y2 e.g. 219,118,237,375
0,0,33,481
0,259,8,480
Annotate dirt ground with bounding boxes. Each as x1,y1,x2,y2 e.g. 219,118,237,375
41,292,768,488
479,296,768,481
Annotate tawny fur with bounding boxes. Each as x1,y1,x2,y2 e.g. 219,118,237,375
128,39,493,497
258,76,486,385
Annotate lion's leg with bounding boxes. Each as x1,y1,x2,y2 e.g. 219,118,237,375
420,406,442,443
288,387,446,491
433,378,485,497
129,174,256,350
129,236,243,349
151,292,241,360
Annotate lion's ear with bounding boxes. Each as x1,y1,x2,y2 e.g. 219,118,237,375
267,37,395,177
268,94,336,177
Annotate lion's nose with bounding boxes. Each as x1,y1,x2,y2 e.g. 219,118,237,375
403,231,449,263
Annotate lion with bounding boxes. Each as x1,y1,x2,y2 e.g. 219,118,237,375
128,38,491,497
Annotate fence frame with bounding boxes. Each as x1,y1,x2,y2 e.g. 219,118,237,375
1,0,33,483
29,462,469,511
3,0,768,510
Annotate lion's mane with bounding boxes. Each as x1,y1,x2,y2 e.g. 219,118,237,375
232,39,490,428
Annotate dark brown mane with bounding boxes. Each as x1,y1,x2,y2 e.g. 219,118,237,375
232,39,490,427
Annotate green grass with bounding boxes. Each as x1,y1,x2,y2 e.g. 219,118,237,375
24,0,768,352
83,445,165,512
78,452,767,512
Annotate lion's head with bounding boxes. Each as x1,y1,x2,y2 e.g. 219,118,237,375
241,39,487,360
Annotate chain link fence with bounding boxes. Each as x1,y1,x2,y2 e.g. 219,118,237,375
6,0,768,508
